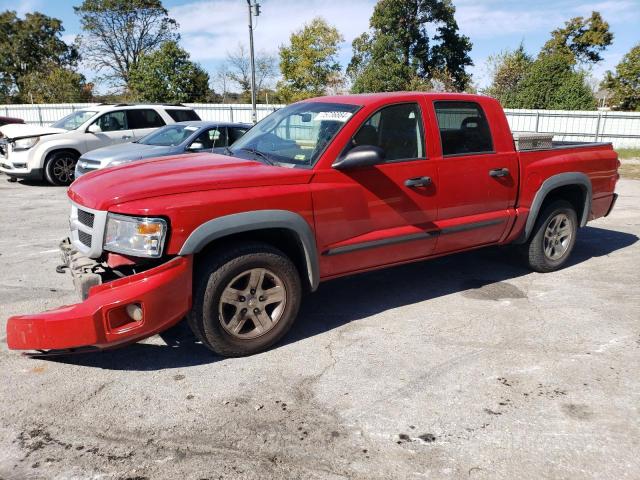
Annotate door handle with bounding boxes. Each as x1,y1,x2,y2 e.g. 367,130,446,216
404,176,432,188
489,168,509,178
121,135,132,140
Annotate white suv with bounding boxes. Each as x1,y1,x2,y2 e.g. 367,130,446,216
0,104,200,185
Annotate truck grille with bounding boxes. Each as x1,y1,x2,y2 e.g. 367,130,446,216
78,230,92,247
78,209,95,228
69,203,107,258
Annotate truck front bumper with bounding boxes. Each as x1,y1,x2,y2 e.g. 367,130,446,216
6,242,193,353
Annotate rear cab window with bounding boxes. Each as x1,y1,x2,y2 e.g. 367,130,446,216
167,109,201,122
434,101,493,156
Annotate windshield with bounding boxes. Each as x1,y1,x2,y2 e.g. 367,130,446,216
138,124,199,146
230,102,359,167
51,110,97,130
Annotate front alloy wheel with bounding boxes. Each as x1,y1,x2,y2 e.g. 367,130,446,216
219,268,287,339
45,151,78,186
188,242,302,357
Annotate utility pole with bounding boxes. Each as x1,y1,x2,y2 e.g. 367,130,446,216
247,0,260,124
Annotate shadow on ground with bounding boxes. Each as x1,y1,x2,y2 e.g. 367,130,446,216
47,226,637,371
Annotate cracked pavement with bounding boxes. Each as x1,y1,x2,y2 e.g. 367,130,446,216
1,177,639,479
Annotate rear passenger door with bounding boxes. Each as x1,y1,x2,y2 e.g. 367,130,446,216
128,109,166,140
430,101,518,254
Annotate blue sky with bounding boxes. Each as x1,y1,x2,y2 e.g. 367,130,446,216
2,0,639,90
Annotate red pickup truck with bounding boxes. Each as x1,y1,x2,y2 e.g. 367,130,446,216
7,93,619,357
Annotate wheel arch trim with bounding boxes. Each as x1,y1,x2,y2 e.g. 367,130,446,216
516,172,592,244
179,210,320,291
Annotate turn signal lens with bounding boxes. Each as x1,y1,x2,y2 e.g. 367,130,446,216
136,223,163,235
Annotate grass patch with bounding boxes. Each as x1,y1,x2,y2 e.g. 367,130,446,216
615,148,640,160
619,162,640,180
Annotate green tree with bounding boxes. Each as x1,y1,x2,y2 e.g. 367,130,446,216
21,65,93,103
347,0,472,93
128,41,210,102
277,17,344,102
484,44,533,107
0,11,79,102
602,44,640,111
541,11,613,64
75,0,179,89
513,54,595,110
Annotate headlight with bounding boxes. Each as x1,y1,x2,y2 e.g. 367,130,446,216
107,159,133,167
103,213,167,258
13,136,39,151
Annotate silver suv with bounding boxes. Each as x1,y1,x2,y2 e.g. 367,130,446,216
0,104,200,185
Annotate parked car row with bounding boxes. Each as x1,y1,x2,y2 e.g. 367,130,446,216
0,103,250,185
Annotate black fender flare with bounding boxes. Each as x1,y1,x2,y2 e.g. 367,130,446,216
515,172,592,244
179,210,320,290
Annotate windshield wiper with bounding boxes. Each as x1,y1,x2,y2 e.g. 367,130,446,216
239,147,276,166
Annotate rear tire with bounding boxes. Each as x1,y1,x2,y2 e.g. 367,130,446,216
44,151,78,186
521,199,578,272
188,242,302,357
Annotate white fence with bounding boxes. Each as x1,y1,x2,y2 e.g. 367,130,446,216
1,103,639,148
505,109,640,149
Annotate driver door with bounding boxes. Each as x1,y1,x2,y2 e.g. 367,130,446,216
311,100,439,278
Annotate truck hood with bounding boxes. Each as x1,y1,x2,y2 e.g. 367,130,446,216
81,142,173,164
0,123,66,140
69,153,314,210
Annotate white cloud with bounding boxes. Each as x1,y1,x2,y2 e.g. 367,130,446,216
454,0,639,39
170,0,374,63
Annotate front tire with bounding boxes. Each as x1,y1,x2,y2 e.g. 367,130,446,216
188,242,302,357
522,199,578,272
44,151,78,186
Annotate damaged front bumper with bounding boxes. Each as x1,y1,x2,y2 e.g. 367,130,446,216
6,239,193,353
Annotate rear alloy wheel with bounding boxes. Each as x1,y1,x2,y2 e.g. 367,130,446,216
188,242,302,357
521,199,578,272
44,151,78,186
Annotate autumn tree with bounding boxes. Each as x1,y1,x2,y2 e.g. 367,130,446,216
512,54,595,110
277,17,344,102
0,11,79,102
484,44,533,108
74,0,179,89
225,44,277,103
602,43,640,111
21,66,93,103
541,11,613,65
347,0,472,93
128,41,209,103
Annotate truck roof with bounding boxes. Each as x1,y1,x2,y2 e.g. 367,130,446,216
304,91,493,106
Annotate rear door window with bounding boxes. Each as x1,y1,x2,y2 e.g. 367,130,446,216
228,127,249,144
127,109,165,129
190,127,227,150
434,102,493,156
167,109,201,122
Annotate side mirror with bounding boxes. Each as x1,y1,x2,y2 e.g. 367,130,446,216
87,123,101,134
188,142,204,151
333,145,385,170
